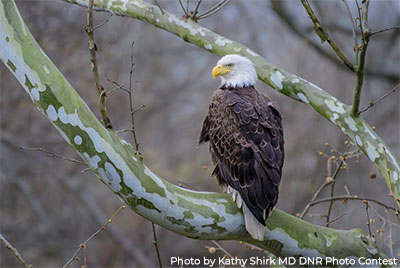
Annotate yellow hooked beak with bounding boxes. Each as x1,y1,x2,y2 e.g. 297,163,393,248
212,64,232,79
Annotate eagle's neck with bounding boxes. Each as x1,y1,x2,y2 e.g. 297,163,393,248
220,79,256,89
219,67,257,89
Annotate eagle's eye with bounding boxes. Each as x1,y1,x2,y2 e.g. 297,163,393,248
226,63,234,67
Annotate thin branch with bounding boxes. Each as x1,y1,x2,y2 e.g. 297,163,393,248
359,84,400,114
86,0,112,129
326,161,344,226
387,212,394,257
191,0,203,19
300,0,355,71
341,0,359,65
92,13,112,31
370,25,400,36
177,0,189,17
125,42,160,265
355,0,364,43
211,240,233,258
370,207,400,229
197,0,230,20
325,213,346,226
153,0,164,15
364,201,373,237
151,223,163,268
128,42,140,153
344,185,351,196
19,147,87,166
59,179,151,266
63,205,126,268
133,104,147,114
0,233,29,268
106,81,130,94
300,157,343,219
351,0,370,116
309,196,396,211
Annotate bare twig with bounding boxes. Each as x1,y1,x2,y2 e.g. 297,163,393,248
341,0,359,64
133,104,147,114
92,13,113,31
211,240,234,258
177,0,189,17
344,185,351,196
370,207,400,229
106,81,130,94
370,26,400,36
60,179,151,266
152,223,163,268
20,147,87,166
300,180,331,219
309,196,396,211
300,0,354,71
359,84,400,114
326,161,344,227
387,212,394,257
128,42,140,152
125,42,161,265
86,0,112,129
351,0,370,116
80,167,91,173
325,213,346,226
153,0,164,15
63,205,126,268
197,0,230,20
355,0,364,42
191,0,203,20
0,233,29,268
364,201,373,237
301,154,344,219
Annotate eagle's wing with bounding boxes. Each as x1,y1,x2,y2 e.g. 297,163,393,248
203,89,284,225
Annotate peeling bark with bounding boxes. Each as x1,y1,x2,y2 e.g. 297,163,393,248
0,0,392,261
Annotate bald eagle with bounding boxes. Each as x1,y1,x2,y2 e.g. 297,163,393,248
198,54,284,240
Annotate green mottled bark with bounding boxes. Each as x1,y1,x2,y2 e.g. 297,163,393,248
0,0,391,262
62,0,400,211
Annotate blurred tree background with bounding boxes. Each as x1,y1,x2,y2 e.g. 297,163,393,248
1,0,399,267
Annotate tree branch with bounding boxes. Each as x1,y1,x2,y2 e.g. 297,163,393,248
86,0,113,129
0,233,29,268
351,0,371,116
59,0,400,209
271,0,398,82
300,0,355,72
0,0,389,259
359,83,400,114
370,25,400,36
309,196,396,212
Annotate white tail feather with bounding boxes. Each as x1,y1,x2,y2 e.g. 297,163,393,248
226,186,265,240
243,204,265,240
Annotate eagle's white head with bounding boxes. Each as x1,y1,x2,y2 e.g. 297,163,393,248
212,54,257,88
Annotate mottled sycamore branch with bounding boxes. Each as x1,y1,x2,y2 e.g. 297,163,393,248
60,0,400,210
0,0,393,261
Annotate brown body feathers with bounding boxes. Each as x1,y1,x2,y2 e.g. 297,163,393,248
199,85,284,226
